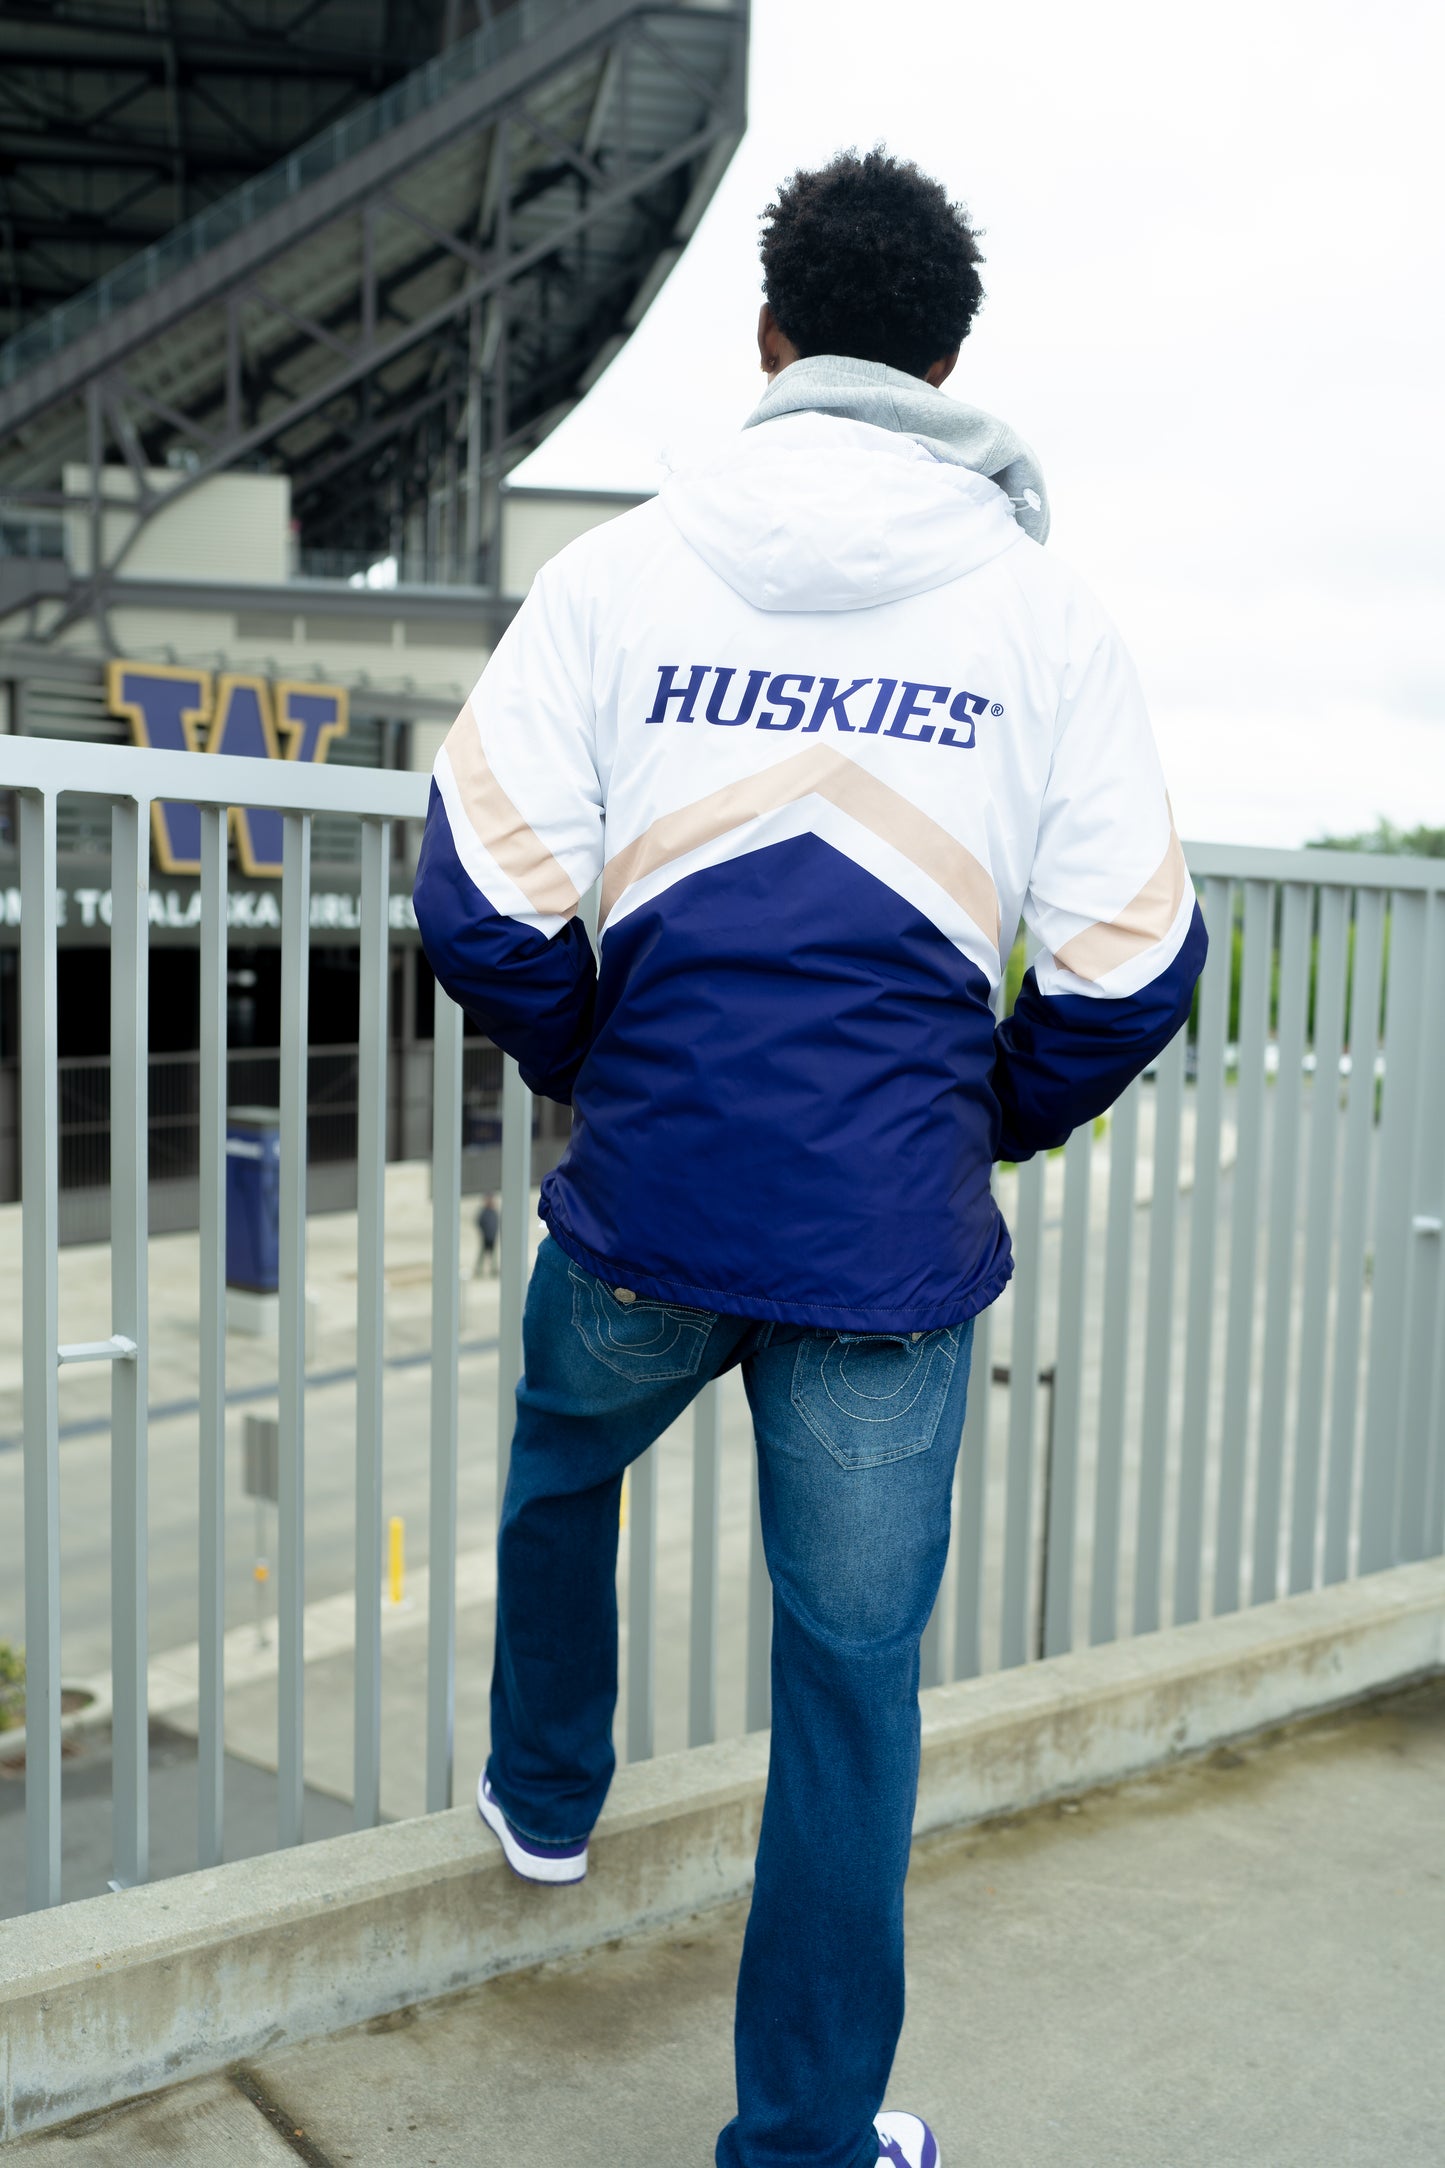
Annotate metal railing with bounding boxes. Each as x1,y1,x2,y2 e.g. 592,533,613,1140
5,733,1445,1918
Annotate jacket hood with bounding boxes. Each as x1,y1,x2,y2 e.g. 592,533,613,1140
660,359,1045,615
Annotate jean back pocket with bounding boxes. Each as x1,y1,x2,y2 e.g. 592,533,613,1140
569,1265,712,1383
791,1327,960,1469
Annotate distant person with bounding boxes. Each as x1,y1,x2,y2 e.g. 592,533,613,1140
474,1193,499,1278
416,147,1204,2168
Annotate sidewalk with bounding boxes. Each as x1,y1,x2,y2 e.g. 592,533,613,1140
17,1678,1443,2164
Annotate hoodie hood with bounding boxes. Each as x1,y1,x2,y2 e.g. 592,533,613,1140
660,358,1046,615
747,354,1049,542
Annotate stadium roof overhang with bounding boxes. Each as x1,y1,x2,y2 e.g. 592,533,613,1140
0,1,466,342
0,0,749,645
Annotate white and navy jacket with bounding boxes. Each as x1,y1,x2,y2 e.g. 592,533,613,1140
414,408,1206,1333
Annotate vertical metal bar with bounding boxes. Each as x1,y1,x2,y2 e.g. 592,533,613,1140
1396,894,1445,1561
1135,1034,1185,1633
361,205,376,350
919,1576,946,1689
489,115,511,584
197,805,227,1867
86,380,103,575
1089,1082,1140,1644
353,820,389,1829
1175,877,1232,1622
999,1154,1045,1667
1324,888,1385,1582
224,294,242,436
953,1301,991,1678
276,812,311,1848
1358,890,1430,1571
19,788,61,1911
1044,1121,1092,1655
1289,884,1349,1594
626,1446,657,1762
426,992,464,1812
745,1446,771,1731
688,1381,722,1747
1251,882,1311,1604
495,1055,531,1514
1426,1254,1445,1562
426,993,464,1813
1213,880,1272,1616
109,796,149,1889
464,300,482,579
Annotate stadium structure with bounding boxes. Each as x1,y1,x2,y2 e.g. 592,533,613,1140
0,0,750,1227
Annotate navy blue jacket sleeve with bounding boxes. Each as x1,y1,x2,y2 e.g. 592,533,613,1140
414,784,596,1104
993,902,1206,1160
410,561,605,1106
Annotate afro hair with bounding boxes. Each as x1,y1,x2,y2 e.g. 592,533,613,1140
759,147,985,379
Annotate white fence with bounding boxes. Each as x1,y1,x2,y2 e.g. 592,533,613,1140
4,736,1444,1914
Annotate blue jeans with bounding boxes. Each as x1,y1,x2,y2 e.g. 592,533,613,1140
488,1238,974,2168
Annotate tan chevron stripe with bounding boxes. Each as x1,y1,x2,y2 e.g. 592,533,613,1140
599,745,1000,945
442,704,579,921
1054,822,1187,982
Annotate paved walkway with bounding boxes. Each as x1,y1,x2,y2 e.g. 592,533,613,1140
17,1681,1444,2164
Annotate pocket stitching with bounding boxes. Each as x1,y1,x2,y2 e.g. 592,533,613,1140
569,1268,709,1382
790,1332,957,1467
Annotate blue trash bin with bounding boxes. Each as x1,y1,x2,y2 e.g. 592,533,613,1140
226,1106,281,1292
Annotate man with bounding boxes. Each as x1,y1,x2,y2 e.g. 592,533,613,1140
415,148,1204,2168
475,1192,500,1277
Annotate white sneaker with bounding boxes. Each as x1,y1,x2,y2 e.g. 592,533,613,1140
476,1773,588,1884
875,2111,941,2167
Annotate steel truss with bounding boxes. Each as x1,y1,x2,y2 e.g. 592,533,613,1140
0,0,748,647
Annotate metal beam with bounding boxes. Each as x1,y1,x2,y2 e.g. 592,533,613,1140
90,116,729,587
0,0,743,437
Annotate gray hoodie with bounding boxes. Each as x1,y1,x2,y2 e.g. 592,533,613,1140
742,352,1050,545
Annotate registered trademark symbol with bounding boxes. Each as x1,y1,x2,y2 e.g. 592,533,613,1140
990,703,1004,717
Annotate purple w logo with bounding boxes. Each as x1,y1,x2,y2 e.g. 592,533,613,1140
107,662,347,877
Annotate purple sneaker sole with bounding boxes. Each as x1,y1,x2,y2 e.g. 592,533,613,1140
875,2111,941,2167
477,1774,589,1885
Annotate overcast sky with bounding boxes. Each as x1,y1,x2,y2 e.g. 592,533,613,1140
516,0,1443,848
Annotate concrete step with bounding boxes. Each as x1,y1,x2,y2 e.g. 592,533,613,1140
13,1676,1445,2165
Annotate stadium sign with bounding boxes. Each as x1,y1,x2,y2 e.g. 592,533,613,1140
106,660,348,879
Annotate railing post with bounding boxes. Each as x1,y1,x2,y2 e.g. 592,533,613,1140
1175,875,1232,1623
745,1448,771,1731
109,796,151,1889
626,1446,657,1762
1090,1084,1140,1646
495,1054,531,1514
276,811,311,1847
353,818,390,1829
1251,882,1311,1604
1135,1035,1185,1634
1359,889,1430,1570
19,787,61,1912
1000,1154,1045,1666
688,1381,722,1747
1043,1122,1092,1656
1214,879,1273,1616
427,991,464,1813
197,806,228,1867
1289,884,1349,1594
1324,889,1386,1582
1396,893,1445,1562
953,1295,993,1680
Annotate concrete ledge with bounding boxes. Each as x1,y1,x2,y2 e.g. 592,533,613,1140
916,1556,1445,1836
3,1559,1442,2144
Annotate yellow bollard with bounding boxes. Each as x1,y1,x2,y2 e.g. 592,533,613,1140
389,1515,405,1606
